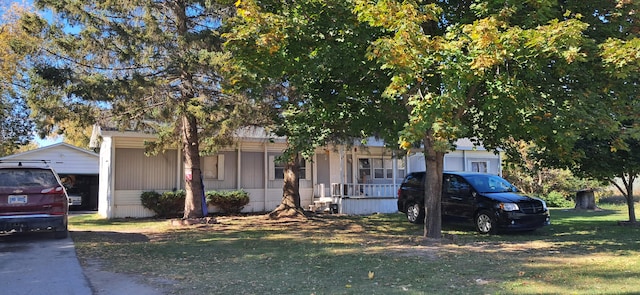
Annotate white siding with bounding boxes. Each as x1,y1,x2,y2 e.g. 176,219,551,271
339,197,398,215
203,151,237,190
114,148,177,191
110,190,156,218
409,150,502,175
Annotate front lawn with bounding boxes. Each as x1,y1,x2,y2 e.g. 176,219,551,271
70,203,640,294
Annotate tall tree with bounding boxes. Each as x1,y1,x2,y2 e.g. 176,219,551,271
226,0,404,218
21,0,247,219
0,2,35,156
533,0,640,223
355,0,589,238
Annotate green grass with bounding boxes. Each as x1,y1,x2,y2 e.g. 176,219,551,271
69,204,640,295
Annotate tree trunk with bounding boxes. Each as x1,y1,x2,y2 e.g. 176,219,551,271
182,113,205,219
574,190,597,210
422,130,445,239
608,174,637,224
269,153,306,219
624,175,637,223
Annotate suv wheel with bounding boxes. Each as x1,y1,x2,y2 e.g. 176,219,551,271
54,230,68,239
406,203,424,224
475,210,496,234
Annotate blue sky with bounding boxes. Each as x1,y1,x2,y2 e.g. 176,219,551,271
35,136,63,147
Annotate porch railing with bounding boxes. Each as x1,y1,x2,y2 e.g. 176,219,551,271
331,183,399,198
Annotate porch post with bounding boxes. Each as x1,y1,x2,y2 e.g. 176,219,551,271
264,142,268,202
237,144,242,190
462,150,467,171
339,146,344,198
392,151,397,195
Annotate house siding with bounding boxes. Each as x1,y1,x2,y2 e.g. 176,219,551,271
339,197,397,215
114,148,178,190
202,150,238,190
241,152,265,189
409,149,502,176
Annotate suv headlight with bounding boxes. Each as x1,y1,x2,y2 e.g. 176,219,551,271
499,202,520,211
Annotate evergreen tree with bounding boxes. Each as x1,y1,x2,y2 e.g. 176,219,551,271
22,0,246,218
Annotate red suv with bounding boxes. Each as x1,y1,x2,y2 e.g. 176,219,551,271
0,161,69,238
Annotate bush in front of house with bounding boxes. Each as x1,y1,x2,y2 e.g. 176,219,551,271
140,190,185,218
206,190,250,214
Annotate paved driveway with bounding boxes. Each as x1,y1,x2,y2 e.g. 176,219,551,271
0,232,93,295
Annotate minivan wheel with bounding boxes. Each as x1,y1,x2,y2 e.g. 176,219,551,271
475,210,496,234
406,203,424,224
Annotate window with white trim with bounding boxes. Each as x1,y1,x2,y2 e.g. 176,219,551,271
359,157,405,180
269,156,309,180
471,161,488,173
203,155,225,180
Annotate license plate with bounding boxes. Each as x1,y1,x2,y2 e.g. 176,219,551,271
8,195,27,204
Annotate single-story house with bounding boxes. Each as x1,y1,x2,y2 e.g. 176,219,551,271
96,127,502,219
0,142,100,210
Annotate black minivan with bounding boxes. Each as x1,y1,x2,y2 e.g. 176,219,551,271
397,171,550,234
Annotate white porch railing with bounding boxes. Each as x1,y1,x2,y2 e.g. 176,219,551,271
330,183,399,198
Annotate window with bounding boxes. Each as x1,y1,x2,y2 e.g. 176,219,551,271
299,160,307,180
358,159,371,182
359,157,405,180
270,156,308,180
471,161,488,173
203,155,225,180
274,161,285,180
444,175,470,194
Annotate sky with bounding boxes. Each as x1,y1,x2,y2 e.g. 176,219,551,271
36,136,63,147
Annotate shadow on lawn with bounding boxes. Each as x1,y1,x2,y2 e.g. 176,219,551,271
70,231,151,244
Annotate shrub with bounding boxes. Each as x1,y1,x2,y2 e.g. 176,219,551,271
542,190,574,208
140,190,185,218
206,190,250,214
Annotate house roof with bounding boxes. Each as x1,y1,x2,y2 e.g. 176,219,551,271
0,142,99,160
455,138,488,151
95,125,490,152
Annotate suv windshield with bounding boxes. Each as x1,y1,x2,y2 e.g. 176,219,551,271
464,174,517,193
0,168,60,187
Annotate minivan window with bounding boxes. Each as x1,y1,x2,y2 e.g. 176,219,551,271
405,173,423,186
465,174,516,193
444,175,470,193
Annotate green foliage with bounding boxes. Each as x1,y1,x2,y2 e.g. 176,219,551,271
503,141,608,208
226,0,404,161
140,190,185,218
0,3,36,156
542,191,574,208
354,0,592,238
206,190,250,214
